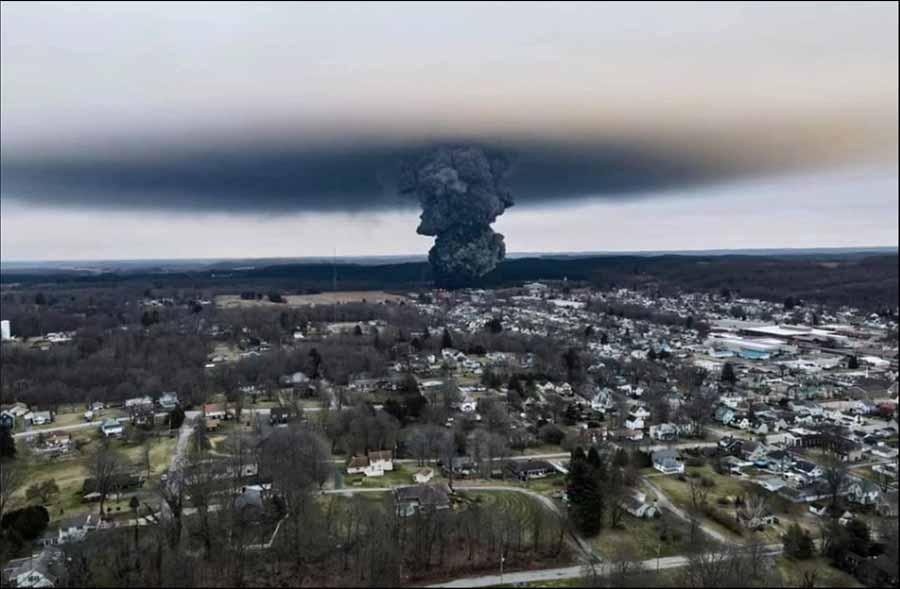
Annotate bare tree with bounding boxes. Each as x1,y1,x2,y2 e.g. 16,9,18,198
88,444,125,518
821,449,848,515
0,460,25,519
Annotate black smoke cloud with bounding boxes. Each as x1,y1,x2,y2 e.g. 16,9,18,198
1,136,742,215
399,146,514,287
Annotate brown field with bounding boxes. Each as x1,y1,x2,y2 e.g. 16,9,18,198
216,290,408,308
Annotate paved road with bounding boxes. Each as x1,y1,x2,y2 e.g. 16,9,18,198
13,413,169,439
426,549,783,588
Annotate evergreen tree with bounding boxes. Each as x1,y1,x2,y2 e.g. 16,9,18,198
567,447,605,536
0,425,15,460
440,328,454,350
721,362,737,385
783,523,815,560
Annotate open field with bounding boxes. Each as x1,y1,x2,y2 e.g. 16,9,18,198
648,464,809,545
216,290,408,308
775,556,863,588
11,431,178,525
591,510,698,561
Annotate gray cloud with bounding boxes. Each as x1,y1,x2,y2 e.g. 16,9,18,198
0,133,832,215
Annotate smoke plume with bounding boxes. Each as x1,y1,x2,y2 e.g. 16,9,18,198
400,146,514,287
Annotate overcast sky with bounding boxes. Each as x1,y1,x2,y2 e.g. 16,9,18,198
1,1,897,261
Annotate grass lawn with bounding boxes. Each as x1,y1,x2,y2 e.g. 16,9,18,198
11,432,177,525
591,510,696,561
523,444,566,457
775,556,863,588
345,464,420,488
649,464,810,545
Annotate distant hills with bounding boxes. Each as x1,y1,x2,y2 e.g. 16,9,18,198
2,248,897,311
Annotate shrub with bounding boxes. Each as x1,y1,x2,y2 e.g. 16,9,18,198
686,457,705,468
700,476,715,488
1,505,50,541
706,508,743,536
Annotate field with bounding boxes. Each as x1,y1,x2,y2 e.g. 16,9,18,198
591,510,697,561
216,290,408,308
647,464,809,545
775,556,863,588
11,430,177,525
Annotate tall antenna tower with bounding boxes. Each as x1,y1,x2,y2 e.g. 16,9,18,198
332,246,338,324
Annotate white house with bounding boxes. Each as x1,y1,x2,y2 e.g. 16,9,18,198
100,419,124,438
458,395,477,413
622,491,658,519
124,396,153,410
29,411,53,426
652,449,685,475
624,413,645,431
157,392,179,411
414,468,434,484
649,423,679,441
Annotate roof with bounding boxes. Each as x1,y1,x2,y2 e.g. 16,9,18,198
368,450,393,462
394,484,451,508
652,449,679,462
348,456,369,469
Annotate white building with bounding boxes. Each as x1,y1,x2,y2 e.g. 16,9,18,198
0,320,10,341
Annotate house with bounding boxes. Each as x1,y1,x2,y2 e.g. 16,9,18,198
763,450,794,473
505,459,556,481
414,468,435,484
649,423,678,442
715,406,736,425
2,402,30,418
1,402,29,428
29,411,53,426
41,514,95,546
269,406,292,425
368,450,394,472
739,441,769,463
394,484,452,517
846,478,881,506
0,413,14,429
2,547,64,588
652,449,685,475
792,460,823,480
124,396,153,410
129,405,155,427
99,418,124,438
203,404,227,420
624,413,645,431
720,455,750,475
205,418,220,433
346,450,394,477
441,456,476,477
755,477,787,493
457,395,477,413
158,392,179,411
591,390,613,412
622,491,658,519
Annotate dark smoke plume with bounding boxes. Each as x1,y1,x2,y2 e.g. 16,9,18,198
400,146,514,287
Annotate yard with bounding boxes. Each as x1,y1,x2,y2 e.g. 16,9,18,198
775,556,863,588
11,431,178,525
591,509,698,561
647,463,809,545
344,464,420,489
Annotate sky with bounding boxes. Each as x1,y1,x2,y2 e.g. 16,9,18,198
1,1,897,261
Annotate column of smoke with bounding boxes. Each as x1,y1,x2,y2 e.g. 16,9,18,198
400,146,514,288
